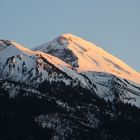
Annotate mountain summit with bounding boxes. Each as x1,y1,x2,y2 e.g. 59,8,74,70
34,34,140,84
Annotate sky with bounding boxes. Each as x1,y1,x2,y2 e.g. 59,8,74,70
0,0,140,71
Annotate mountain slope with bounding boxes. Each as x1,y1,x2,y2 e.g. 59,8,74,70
0,39,90,89
2,78,140,140
34,34,140,84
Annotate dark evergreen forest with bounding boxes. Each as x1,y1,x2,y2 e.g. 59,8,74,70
0,80,140,140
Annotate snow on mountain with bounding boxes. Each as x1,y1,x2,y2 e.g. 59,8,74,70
0,39,90,89
1,35,140,107
83,71,140,107
33,34,140,107
34,34,140,84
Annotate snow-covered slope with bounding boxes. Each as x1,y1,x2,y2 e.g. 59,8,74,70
34,34,140,84
0,39,90,89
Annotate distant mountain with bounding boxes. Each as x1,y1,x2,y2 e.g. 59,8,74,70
0,35,140,140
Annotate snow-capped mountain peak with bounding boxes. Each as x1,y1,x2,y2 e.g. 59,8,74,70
34,34,140,84
1,36,140,108
0,39,34,56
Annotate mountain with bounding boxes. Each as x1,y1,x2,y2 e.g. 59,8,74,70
34,34,140,107
34,34,140,83
1,36,140,140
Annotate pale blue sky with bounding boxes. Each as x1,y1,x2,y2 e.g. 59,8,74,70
0,0,140,71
